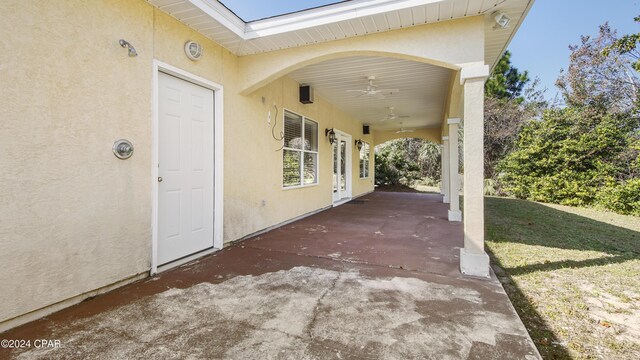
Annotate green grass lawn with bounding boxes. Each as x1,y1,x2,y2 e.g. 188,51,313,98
485,197,640,359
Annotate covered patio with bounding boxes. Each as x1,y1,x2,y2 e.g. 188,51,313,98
4,191,540,359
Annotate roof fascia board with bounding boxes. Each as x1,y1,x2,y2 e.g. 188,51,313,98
188,0,247,38
244,0,444,39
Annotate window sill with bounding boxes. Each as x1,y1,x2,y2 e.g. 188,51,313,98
282,183,320,191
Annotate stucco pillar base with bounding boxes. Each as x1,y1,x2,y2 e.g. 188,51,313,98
448,210,462,222
443,195,450,204
460,248,490,278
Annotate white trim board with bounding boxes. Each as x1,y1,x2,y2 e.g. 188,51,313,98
150,0,444,40
331,128,353,205
151,60,225,275
244,0,444,38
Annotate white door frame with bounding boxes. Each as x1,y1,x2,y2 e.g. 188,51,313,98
332,129,352,205
151,60,224,275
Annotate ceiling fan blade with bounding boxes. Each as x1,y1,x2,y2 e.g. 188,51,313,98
399,115,411,118
346,89,366,93
378,89,400,94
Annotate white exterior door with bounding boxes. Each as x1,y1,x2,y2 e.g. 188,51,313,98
158,72,214,265
332,132,352,204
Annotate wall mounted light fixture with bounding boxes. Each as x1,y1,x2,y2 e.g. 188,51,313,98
119,39,138,57
184,40,203,61
492,12,511,29
325,128,336,144
355,139,364,151
113,139,134,159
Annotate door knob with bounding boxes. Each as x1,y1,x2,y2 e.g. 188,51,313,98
158,177,163,182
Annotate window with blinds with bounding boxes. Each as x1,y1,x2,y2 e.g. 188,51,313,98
359,141,370,178
283,110,318,188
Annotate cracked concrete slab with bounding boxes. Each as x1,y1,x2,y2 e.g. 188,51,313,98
2,192,541,359
13,267,538,360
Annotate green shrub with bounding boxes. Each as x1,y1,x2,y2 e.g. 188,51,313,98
374,148,422,186
596,179,640,216
497,107,640,213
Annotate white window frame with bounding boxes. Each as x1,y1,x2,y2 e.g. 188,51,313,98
359,141,370,179
282,109,319,189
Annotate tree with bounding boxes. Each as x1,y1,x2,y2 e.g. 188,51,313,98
495,20,640,215
497,107,640,214
374,139,444,186
484,80,547,179
556,23,639,112
484,52,544,180
485,51,530,102
603,16,640,72
374,140,422,186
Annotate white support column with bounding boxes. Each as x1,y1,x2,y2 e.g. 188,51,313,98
459,64,490,278
439,144,445,195
441,136,450,203
448,119,461,222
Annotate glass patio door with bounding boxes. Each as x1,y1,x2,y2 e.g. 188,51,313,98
332,131,352,204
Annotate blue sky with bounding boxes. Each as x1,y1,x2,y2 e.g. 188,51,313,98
221,0,639,98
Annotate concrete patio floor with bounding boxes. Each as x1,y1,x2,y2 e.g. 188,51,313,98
2,191,540,360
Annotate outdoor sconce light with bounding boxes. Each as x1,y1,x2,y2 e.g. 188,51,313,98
113,139,134,159
325,128,336,144
355,139,364,151
119,39,138,57
493,12,511,29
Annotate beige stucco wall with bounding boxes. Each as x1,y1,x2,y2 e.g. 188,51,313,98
237,15,486,94
0,0,374,325
1,0,156,326
226,75,375,241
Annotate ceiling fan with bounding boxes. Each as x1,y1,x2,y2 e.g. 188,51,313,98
396,122,415,134
380,106,410,122
346,76,399,99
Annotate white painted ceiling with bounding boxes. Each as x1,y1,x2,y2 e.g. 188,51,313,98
288,56,452,131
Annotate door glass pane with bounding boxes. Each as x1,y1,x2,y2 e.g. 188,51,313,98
340,140,346,191
333,141,338,193
359,142,369,178
283,150,301,187
303,152,317,184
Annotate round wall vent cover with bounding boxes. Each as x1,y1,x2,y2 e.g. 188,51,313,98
184,41,203,61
